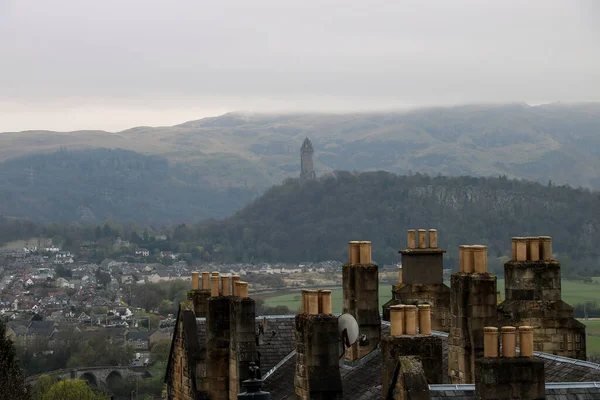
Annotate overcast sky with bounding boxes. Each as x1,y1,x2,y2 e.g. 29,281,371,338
1,0,599,132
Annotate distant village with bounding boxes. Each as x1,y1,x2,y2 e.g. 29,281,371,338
0,235,368,371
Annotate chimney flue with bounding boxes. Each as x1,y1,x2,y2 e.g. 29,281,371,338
418,229,427,249
398,267,403,284
348,241,360,264
231,275,241,296
459,245,467,273
404,305,417,335
390,305,405,336
319,290,332,314
540,236,552,260
484,327,498,358
210,275,220,297
202,272,210,290
472,245,487,273
519,326,534,357
463,246,474,273
428,229,438,248
515,238,527,261
501,326,517,358
529,237,540,262
237,281,249,298
191,272,200,290
359,241,372,264
306,290,319,315
418,304,431,335
221,275,231,296
407,230,416,249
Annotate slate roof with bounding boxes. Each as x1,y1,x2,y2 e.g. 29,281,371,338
430,384,600,399
256,316,296,374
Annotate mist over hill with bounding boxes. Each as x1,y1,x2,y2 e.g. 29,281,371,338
2,103,600,196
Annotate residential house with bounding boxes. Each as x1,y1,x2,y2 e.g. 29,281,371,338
149,327,174,348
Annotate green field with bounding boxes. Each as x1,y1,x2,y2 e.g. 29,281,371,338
264,279,600,314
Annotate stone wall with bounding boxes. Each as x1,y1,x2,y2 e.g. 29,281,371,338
207,297,231,400
229,297,257,400
343,263,381,360
294,314,342,400
448,273,497,384
498,259,586,360
383,284,451,332
381,334,443,393
475,357,545,400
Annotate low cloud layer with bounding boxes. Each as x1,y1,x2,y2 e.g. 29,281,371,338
1,0,599,131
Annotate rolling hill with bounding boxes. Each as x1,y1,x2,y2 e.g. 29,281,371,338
192,171,600,274
2,103,600,196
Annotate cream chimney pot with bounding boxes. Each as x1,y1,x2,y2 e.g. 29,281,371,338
407,230,416,249
418,229,427,249
501,326,517,358
191,272,200,290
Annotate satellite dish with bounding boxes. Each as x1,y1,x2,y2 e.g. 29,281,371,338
338,313,359,348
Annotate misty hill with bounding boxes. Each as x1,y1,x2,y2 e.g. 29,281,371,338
0,148,257,223
2,103,600,193
194,172,600,275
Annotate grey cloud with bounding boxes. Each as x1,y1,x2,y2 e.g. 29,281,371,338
1,0,599,131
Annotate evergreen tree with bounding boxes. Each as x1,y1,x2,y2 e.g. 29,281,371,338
0,321,29,400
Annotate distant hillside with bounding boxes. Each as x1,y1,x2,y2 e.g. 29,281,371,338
2,103,600,193
0,148,258,223
195,172,600,274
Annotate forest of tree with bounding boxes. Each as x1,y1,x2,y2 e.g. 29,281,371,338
0,148,257,223
2,171,600,277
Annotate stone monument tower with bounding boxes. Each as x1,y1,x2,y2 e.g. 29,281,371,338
300,138,316,180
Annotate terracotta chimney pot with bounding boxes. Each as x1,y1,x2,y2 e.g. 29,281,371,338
418,229,427,249
348,241,360,264
484,327,499,358
501,326,517,358
306,290,319,315
463,246,474,273
404,305,417,335
191,272,200,290
539,236,553,260
231,275,241,296
202,272,210,290
210,275,220,297
319,290,332,314
237,281,249,298
418,304,431,335
407,230,416,249
515,238,527,261
519,326,534,357
472,245,487,273
221,275,230,296
359,241,372,264
428,229,438,248
390,305,405,336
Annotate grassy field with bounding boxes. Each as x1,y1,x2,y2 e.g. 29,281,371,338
264,279,600,314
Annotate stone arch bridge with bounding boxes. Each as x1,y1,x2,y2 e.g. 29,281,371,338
26,365,150,393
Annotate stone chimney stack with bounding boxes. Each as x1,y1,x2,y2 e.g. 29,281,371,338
475,325,545,400
294,289,342,399
229,281,256,399
448,244,498,384
382,304,443,396
499,235,586,360
188,271,211,318
383,229,451,332
343,241,381,361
